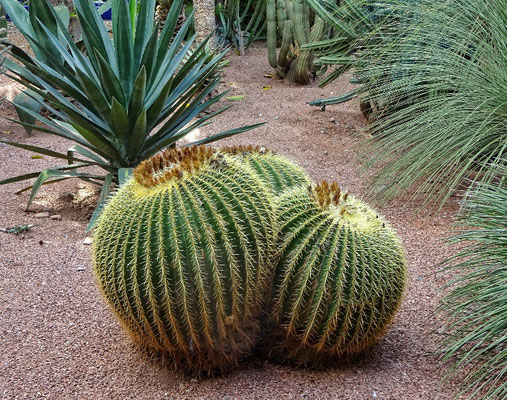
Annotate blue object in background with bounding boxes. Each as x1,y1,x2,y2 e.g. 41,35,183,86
95,1,112,20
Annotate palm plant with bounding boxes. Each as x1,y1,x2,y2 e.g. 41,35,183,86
348,0,507,206
0,0,261,229
439,168,507,399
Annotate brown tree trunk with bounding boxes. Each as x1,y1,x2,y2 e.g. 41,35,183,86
193,0,216,47
50,0,80,40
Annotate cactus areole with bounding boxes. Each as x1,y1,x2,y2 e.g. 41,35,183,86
266,182,407,366
92,146,275,376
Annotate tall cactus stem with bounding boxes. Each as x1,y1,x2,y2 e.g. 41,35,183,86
267,0,278,68
295,16,324,84
278,20,294,70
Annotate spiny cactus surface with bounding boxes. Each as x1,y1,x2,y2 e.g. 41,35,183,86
265,181,407,366
221,145,311,195
92,146,275,376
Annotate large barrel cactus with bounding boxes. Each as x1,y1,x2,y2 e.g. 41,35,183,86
92,146,275,376
222,145,311,195
265,181,407,365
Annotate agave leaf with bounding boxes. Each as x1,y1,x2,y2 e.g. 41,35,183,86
26,169,105,208
190,123,266,146
94,49,126,105
0,163,90,186
0,140,91,164
132,0,155,72
13,90,43,136
110,97,130,149
128,66,147,125
113,0,134,94
128,109,147,163
86,172,113,232
118,168,132,186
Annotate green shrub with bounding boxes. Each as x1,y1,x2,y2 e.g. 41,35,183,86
93,145,275,376
0,0,261,229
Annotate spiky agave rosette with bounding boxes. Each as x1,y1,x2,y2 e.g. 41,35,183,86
92,146,275,376
221,145,311,195
264,181,407,366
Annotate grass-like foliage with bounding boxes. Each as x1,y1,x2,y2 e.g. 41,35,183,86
439,168,507,399
0,0,261,228
352,0,507,206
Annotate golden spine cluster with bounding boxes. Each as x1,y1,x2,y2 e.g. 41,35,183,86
134,146,215,188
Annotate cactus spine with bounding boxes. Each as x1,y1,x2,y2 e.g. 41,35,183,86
265,182,407,366
221,145,311,195
92,146,275,376
266,0,325,84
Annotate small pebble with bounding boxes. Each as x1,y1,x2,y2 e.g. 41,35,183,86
83,237,93,245
329,117,335,122
35,212,50,219
324,151,328,156
320,129,326,134
258,113,263,117
76,266,86,272
50,214,62,220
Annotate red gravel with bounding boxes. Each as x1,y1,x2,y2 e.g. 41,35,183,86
0,38,462,399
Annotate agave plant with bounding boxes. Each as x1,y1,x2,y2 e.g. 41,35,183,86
0,0,261,228
438,168,507,399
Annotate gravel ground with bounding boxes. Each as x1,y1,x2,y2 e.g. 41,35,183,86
0,38,462,399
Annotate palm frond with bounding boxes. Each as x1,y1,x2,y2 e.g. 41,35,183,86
438,166,507,399
352,0,507,206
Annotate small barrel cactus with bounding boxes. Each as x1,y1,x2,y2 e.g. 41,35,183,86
92,146,275,376
265,181,407,366
221,145,311,195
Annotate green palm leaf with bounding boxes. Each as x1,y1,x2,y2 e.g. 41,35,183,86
438,167,507,399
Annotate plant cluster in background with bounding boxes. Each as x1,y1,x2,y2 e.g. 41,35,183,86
0,0,261,229
216,0,266,54
266,0,326,84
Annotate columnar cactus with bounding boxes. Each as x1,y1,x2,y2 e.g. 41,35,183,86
221,145,311,195
265,181,407,365
267,0,325,84
0,5,6,39
92,146,275,376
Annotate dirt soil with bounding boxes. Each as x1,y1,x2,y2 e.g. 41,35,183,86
1,33,462,399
